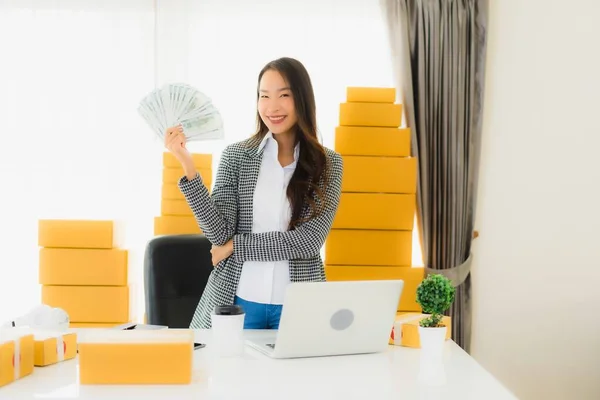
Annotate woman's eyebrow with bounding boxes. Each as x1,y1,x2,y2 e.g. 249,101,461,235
259,87,291,93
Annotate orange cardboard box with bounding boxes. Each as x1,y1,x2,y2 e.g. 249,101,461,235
42,285,129,323
163,152,212,169
154,216,201,235
162,167,212,186
38,220,116,249
69,322,128,328
33,331,77,367
161,199,193,217
332,193,415,231
346,87,396,103
389,313,452,348
39,248,127,286
335,126,410,157
161,183,185,200
78,329,194,385
325,229,412,266
339,102,402,127
0,329,34,388
341,156,417,194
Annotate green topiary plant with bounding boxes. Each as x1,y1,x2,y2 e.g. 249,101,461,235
416,274,456,328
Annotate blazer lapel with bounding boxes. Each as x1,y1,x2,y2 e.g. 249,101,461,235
237,140,264,233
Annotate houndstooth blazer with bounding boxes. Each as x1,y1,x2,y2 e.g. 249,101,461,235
178,137,344,329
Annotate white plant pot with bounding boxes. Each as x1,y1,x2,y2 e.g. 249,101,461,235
418,325,447,362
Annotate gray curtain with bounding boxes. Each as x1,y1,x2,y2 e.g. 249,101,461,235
380,0,489,352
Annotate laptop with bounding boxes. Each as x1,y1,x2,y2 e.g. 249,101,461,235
245,280,404,359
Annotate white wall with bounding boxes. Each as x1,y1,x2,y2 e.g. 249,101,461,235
471,1,600,399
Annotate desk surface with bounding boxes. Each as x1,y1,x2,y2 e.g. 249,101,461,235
0,329,516,400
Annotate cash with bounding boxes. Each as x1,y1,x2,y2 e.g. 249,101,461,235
137,83,224,142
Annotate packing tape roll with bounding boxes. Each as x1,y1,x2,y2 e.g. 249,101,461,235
56,334,64,362
13,338,20,380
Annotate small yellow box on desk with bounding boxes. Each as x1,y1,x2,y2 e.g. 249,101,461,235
389,313,452,348
38,220,115,249
163,152,212,169
78,329,194,385
342,156,417,194
39,248,127,286
335,126,410,157
32,331,77,367
154,216,201,235
346,87,396,103
0,328,34,388
340,102,402,127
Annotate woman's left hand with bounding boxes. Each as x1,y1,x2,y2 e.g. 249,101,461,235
211,239,234,266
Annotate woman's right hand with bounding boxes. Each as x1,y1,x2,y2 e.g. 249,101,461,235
164,125,196,179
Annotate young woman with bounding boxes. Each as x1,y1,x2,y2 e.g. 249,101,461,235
164,57,343,329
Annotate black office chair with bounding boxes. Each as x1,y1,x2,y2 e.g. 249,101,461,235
143,234,213,328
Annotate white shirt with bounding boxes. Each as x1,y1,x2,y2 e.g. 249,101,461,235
235,131,299,305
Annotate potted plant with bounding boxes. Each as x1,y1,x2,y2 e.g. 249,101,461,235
415,274,455,359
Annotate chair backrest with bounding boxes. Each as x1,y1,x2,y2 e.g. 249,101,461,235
143,234,213,328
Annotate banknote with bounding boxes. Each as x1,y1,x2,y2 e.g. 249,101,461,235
138,83,224,142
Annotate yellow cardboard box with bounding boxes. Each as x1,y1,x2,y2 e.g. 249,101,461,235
33,331,77,367
325,266,424,312
0,329,34,388
42,285,129,323
161,183,185,200
39,248,127,286
154,216,201,235
335,126,410,157
339,102,402,127
332,193,416,231
69,322,128,328
325,229,412,266
78,329,194,384
162,182,211,201
38,220,115,249
346,87,396,103
163,152,212,169
389,313,452,348
341,156,417,194
162,167,212,186
161,199,193,217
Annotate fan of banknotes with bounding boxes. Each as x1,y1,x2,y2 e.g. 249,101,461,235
137,83,224,142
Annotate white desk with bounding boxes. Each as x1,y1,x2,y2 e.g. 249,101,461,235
0,329,517,400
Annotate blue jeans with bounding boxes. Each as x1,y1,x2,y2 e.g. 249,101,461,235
233,296,282,329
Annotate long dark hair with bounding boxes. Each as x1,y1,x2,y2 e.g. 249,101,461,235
252,57,328,230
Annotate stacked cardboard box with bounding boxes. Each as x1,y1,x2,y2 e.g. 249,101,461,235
155,152,212,235
325,87,425,313
38,220,130,328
